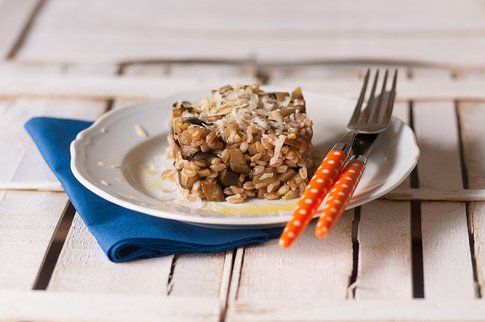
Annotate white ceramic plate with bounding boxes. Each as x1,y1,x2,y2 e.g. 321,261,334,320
71,89,419,228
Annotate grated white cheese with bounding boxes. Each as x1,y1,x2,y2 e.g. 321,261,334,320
269,134,287,166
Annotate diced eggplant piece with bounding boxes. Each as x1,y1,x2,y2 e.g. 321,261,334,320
172,101,194,118
274,92,289,101
280,106,296,117
228,149,250,174
183,116,212,126
219,85,234,93
291,87,303,100
178,171,198,189
172,117,189,135
201,179,225,201
188,152,217,161
261,92,287,100
290,87,306,113
219,169,239,187
172,101,193,109
173,108,183,118
170,137,182,160
262,92,277,100
180,145,198,158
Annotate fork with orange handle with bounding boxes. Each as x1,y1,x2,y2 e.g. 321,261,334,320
280,69,398,248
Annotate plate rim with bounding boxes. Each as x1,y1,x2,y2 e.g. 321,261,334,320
70,91,420,227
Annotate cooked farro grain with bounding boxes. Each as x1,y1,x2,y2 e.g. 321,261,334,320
168,84,314,203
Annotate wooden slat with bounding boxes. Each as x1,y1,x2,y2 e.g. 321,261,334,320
410,68,453,82
124,63,256,82
458,102,485,295
459,103,485,187
2,72,485,101
168,253,226,297
263,64,364,82
414,102,475,299
384,188,485,202
0,290,220,322
469,202,485,295
0,191,68,290
20,0,485,36
15,0,485,68
0,0,40,58
18,33,485,68
232,214,353,301
48,214,173,294
227,298,485,322
356,200,412,299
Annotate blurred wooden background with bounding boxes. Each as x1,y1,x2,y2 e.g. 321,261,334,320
2,1,485,321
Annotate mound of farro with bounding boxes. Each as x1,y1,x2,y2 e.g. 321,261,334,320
168,84,314,203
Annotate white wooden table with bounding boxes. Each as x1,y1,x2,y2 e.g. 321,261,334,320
2,1,485,321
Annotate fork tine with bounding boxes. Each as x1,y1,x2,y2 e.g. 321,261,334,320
359,70,379,123
370,69,389,123
348,69,370,125
382,69,398,124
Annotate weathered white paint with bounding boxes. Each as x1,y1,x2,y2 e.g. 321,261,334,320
459,102,485,295
227,298,485,322
0,191,68,290
2,73,485,101
357,200,412,299
234,214,354,301
0,290,220,322
415,101,475,299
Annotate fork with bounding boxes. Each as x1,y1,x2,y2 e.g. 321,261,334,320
279,69,398,248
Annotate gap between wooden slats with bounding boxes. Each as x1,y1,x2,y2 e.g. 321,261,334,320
414,101,475,299
458,102,485,296
355,102,412,300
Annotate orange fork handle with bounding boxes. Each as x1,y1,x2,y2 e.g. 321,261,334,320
315,159,365,238
279,149,347,248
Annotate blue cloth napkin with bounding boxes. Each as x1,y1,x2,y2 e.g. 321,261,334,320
25,117,281,263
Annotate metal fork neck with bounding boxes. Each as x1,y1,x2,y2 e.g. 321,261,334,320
333,130,357,155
